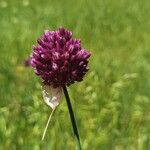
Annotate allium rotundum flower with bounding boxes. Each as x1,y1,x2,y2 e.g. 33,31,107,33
28,28,91,145
30,27,91,87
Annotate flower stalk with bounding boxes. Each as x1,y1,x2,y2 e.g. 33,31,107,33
63,86,81,150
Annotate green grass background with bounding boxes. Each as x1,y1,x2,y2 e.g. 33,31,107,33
0,0,150,149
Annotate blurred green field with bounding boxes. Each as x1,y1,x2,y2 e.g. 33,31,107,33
0,0,150,149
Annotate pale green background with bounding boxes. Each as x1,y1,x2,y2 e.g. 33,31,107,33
0,0,150,149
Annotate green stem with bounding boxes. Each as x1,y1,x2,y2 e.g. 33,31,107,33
63,86,81,150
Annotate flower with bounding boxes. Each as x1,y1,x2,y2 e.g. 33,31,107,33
30,27,91,87
24,57,31,67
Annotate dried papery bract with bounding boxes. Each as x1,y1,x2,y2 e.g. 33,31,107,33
41,85,62,140
42,85,62,109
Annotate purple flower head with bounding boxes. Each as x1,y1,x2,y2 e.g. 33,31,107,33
30,27,91,87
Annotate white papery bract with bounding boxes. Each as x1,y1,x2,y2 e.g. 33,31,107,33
42,85,62,109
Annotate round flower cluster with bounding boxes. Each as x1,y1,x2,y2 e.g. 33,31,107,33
30,28,91,87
